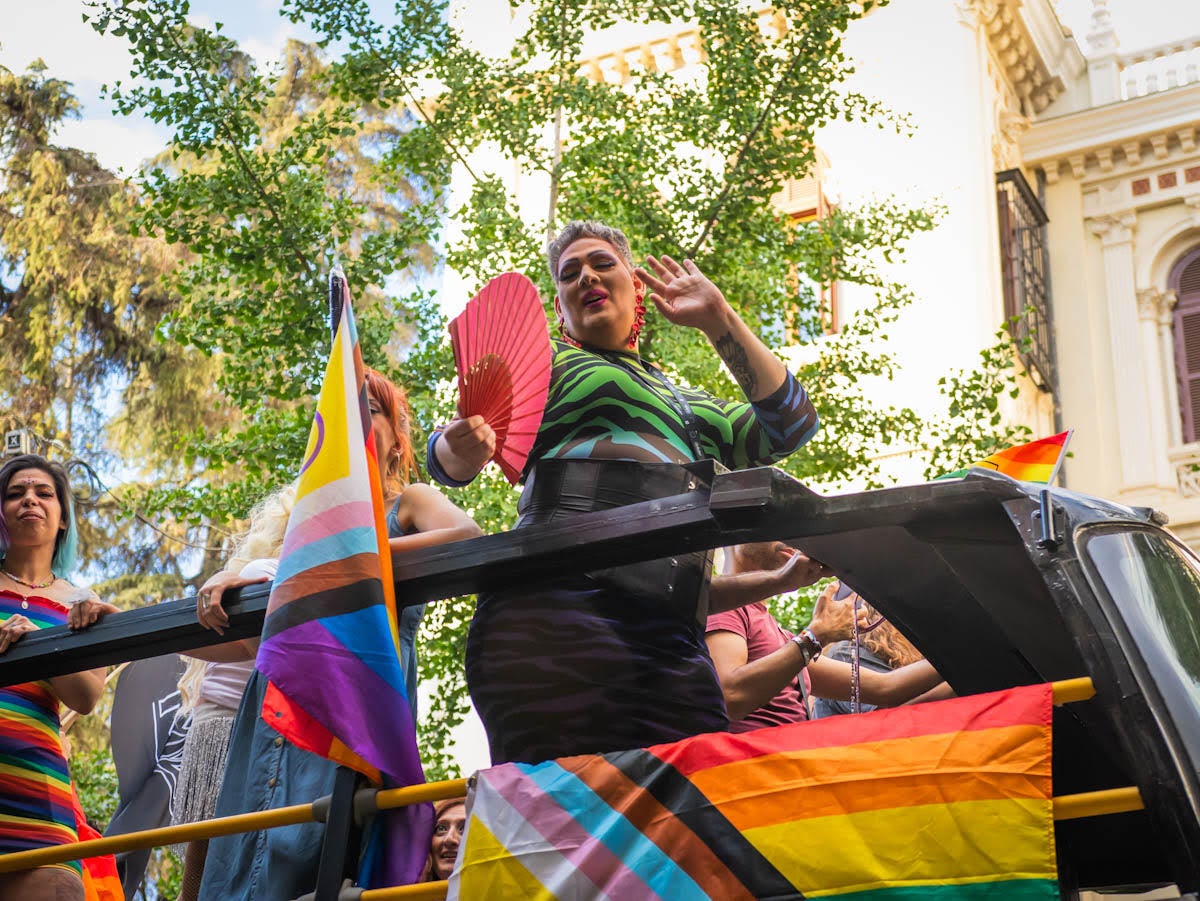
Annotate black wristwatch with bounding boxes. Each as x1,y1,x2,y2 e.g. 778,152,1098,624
790,628,823,666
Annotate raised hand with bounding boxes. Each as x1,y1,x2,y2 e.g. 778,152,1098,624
807,582,873,646
636,252,789,402
634,255,732,337
772,549,833,594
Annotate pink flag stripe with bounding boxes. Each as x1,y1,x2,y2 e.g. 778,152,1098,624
481,766,666,900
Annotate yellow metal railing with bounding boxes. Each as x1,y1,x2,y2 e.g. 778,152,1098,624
0,677,1147,900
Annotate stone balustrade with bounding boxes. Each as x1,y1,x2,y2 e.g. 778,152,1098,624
1119,38,1200,99
1169,443,1200,497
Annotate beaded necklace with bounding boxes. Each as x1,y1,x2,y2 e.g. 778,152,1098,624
0,565,55,590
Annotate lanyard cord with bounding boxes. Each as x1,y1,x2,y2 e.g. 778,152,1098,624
591,346,709,461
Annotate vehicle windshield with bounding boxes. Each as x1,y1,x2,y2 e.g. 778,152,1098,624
1085,528,1200,728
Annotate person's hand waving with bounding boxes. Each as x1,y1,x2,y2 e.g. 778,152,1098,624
635,255,732,337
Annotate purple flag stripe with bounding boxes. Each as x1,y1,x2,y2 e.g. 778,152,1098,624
258,619,422,779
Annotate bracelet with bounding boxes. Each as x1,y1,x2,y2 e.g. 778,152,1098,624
790,628,822,666
801,627,823,661
801,628,820,662
425,430,473,487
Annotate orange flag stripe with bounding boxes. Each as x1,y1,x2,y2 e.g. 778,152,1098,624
689,723,1050,831
711,763,1049,831
992,442,1063,464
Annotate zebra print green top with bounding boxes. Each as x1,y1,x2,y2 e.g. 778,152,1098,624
522,339,818,476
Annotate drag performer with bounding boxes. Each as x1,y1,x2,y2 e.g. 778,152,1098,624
428,220,820,764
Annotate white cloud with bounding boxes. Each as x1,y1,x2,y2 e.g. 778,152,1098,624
54,116,169,176
1,1,134,90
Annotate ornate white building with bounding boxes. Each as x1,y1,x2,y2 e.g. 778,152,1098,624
1022,1,1200,542
790,0,1200,540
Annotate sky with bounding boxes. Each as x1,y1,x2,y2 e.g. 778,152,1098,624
3,0,1200,176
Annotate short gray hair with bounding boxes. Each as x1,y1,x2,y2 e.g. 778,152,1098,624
547,221,635,280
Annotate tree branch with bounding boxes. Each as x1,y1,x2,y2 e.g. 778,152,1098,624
689,39,806,259
160,20,315,280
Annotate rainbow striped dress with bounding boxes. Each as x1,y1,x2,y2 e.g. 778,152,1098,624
0,589,80,873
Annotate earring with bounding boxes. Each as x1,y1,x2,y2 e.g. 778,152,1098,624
628,291,647,349
557,314,581,348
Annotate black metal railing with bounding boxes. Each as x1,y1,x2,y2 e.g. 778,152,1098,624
0,465,1037,901
997,168,1056,392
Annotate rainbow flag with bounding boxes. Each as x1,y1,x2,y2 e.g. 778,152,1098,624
938,430,1072,483
256,279,430,887
450,684,1057,900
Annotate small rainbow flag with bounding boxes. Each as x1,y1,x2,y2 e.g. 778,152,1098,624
450,684,1057,900
256,278,430,887
938,430,1072,484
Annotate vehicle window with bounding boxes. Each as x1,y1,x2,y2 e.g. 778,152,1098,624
1086,530,1200,721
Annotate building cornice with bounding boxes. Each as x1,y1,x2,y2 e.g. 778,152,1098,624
964,0,1085,115
1021,82,1200,182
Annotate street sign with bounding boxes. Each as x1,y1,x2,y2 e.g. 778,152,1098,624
4,429,31,457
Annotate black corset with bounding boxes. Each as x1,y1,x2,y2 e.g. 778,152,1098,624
516,458,717,623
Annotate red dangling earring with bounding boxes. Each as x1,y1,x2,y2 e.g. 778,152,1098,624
557,314,581,348
628,291,647,349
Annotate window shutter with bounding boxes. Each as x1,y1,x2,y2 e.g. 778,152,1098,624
1174,248,1200,443
1181,256,1200,297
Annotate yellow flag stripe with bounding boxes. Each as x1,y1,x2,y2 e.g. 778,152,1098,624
743,797,1056,894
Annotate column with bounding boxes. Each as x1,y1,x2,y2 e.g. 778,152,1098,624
1089,213,1157,490
1136,288,1174,488
1158,290,1182,447
955,0,1007,341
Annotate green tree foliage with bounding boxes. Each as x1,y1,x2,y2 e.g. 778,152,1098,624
0,61,172,453
86,2,448,524
68,746,120,831
78,0,1021,777
0,60,236,587
922,323,1038,480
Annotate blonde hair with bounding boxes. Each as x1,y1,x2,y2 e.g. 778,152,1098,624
179,482,298,712
178,657,208,712
225,482,298,574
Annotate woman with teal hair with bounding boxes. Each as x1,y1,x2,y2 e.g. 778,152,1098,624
0,453,118,901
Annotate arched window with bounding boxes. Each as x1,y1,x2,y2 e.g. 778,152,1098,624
1171,248,1200,442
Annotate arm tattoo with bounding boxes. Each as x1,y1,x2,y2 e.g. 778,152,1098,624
714,331,757,397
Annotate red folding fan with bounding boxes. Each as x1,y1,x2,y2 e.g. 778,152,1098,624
448,272,552,484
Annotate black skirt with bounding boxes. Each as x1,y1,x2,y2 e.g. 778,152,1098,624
465,459,729,765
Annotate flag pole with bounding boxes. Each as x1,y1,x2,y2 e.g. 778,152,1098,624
318,264,368,900
329,265,347,346
1047,428,1074,487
